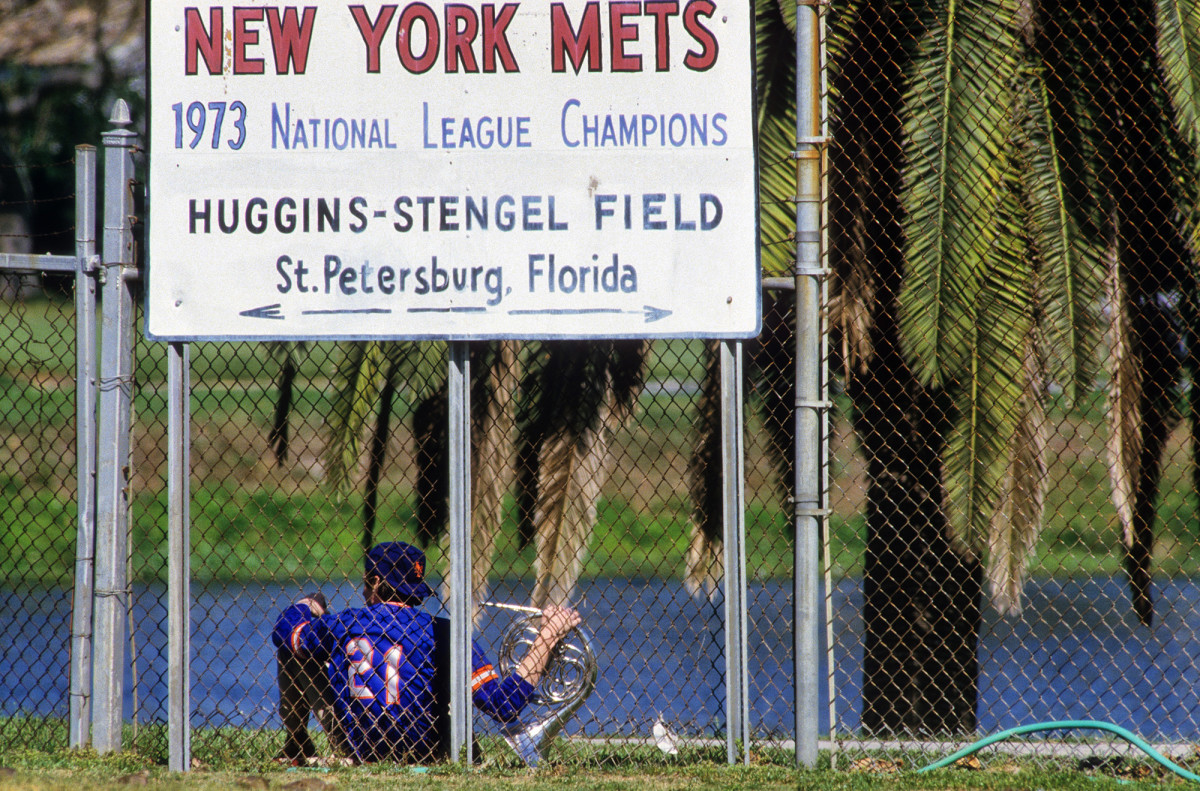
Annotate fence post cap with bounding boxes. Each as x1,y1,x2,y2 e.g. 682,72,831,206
108,99,131,127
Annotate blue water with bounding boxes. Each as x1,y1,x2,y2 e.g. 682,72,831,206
6,576,1200,740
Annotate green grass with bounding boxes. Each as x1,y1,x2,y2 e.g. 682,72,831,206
0,717,1193,790
0,734,1192,791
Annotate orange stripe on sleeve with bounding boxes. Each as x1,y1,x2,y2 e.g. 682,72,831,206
290,622,308,652
471,664,499,691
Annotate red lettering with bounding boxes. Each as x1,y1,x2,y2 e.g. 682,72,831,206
609,3,641,72
445,4,479,73
233,7,265,74
350,5,397,72
645,1,679,72
682,0,717,71
481,4,519,72
184,7,223,75
396,3,439,73
550,2,602,73
265,7,318,74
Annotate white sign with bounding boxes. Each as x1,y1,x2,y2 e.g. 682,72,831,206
146,0,759,340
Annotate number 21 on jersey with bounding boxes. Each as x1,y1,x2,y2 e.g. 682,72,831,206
345,637,406,705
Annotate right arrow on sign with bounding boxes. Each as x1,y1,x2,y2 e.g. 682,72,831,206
508,306,672,323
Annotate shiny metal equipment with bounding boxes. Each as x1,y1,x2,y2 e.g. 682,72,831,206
482,601,598,766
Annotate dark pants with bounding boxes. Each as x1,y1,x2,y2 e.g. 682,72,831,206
276,653,352,761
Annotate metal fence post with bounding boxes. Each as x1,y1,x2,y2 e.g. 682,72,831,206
448,341,473,763
168,343,191,771
69,144,99,749
92,99,138,753
720,340,749,764
793,0,827,769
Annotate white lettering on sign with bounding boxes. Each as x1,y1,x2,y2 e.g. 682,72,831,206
147,1,759,341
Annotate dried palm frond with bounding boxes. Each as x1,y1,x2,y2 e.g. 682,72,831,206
267,341,304,466
469,341,519,611
685,340,723,598
529,414,611,610
1103,248,1144,614
517,341,646,609
986,328,1048,616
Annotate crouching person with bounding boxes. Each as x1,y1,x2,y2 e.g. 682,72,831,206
272,541,580,765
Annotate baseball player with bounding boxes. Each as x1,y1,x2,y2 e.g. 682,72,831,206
272,541,580,765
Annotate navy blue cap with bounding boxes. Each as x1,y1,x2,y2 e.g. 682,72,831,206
365,541,434,601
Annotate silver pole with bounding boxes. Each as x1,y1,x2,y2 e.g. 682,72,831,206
92,99,138,753
168,343,192,771
720,340,748,764
447,341,473,763
69,144,98,749
793,0,827,769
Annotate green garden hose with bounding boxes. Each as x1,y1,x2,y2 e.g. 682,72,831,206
916,720,1200,781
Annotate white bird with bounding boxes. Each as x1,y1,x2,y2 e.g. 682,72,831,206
652,716,679,755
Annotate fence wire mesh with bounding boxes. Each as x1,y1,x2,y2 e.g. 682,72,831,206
1,159,80,751
9,0,1200,776
823,0,1200,774
120,323,801,766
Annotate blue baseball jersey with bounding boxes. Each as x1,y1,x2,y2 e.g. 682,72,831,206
272,601,534,762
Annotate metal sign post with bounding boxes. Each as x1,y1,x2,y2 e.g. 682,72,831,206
168,343,192,771
447,341,473,763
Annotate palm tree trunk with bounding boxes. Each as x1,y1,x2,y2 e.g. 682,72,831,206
853,335,982,735
830,0,982,735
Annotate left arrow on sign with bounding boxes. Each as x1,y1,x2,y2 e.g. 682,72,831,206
240,303,285,320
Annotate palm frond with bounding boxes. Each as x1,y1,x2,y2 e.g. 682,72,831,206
1020,72,1104,402
362,360,399,551
897,0,1023,387
756,0,799,278
469,341,520,611
324,342,391,494
1158,0,1200,257
1158,0,1200,159
986,326,1047,616
529,417,610,610
517,341,647,608
1104,249,1142,570
685,340,723,597
268,341,300,466
941,174,1034,552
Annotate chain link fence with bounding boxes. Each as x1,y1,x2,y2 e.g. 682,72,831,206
823,0,1200,772
8,0,1200,775
124,300,802,766
1,158,83,751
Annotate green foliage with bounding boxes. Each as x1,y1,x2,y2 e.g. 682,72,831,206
755,0,799,278
942,172,1034,547
323,341,446,494
1019,73,1104,403
1158,0,1200,252
896,0,1023,389
1158,0,1200,161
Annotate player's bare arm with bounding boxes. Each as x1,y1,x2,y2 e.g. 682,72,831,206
515,606,583,687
